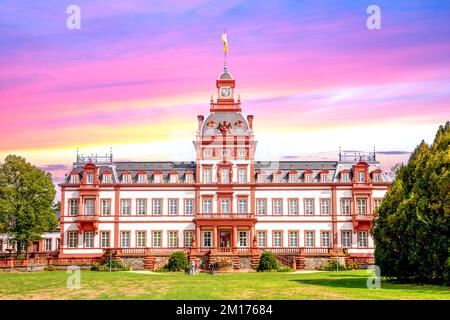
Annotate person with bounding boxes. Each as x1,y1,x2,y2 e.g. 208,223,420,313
194,260,198,275
190,260,195,275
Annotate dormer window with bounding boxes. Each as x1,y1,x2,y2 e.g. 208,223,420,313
373,172,381,182
138,174,147,184
103,174,112,184
257,173,267,183
341,172,349,182
304,173,312,183
203,150,212,157
358,171,365,183
273,173,282,183
87,172,94,184
185,173,193,183
154,173,162,183
122,174,131,184
70,174,78,184
320,173,328,183
289,174,297,183
170,173,178,184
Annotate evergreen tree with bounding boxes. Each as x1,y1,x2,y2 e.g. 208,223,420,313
372,122,450,284
0,155,58,256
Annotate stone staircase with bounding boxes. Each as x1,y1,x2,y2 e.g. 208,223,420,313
144,256,155,270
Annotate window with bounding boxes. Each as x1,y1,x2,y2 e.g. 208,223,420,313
304,199,314,215
320,199,330,215
203,199,212,214
304,173,312,183
170,174,178,183
238,168,247,183
273,231,282,247
121,231,130,248
238,199,248,214
121,199,131,215
103,174,111,184
358,171,365,183
220,168,229,184
184,231,193,247
220,199,230,214
203,150,212,157
320,174,327,183
257,199,267,215
56,239,60,250
152,231,162,247
101,199,111,215
101,232,110,248
289,174,296,183
341,172,349,182
185,174,193,183
85,231,94,248
305,231,314,247
273,199,282,215
273,174,281,183
122,174,130,184
288,199,298,215
154,174,162,183
87,172,94,184
374,199,382,213
321,231,331,248
137,231,146,247
257,174,266,183
137,199,147,215
69,199,79,216
358,231,368,247
184,199,194,215
45,239,52,251
289,231,298,247
341,199,351,215
257,231,266,247
85,199,95,215
342,231,351,248
221,149,229,157
169,199,179,215
373,172,381,182
70,174,78,183
204,168,212,183
238,231,248,247
68,232,78,248
152,199,162,215
357,199,367,215
202,231,212,247
138,174,147,184
238,149,246,157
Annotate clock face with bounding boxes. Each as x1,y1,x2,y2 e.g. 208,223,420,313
220,87,231,97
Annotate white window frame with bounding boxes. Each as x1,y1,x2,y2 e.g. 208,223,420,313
137,199,147,215
202,231,212,247
121,231,130,248
169,199,178,215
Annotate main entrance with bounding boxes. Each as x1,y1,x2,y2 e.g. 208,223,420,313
220,231,231,248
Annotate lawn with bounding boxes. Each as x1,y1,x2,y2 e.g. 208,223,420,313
0,270,448,300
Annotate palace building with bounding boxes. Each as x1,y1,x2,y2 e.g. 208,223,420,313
55,64,391,270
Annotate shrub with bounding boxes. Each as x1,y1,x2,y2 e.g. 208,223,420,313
277,265,293,272
320,260,348,271
91,259,128,272
166,251,189,272
346,260,359,270
257,252,278,272
44,265,56,271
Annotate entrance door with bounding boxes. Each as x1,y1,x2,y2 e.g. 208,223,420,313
32,241,39,252
220,231,231,248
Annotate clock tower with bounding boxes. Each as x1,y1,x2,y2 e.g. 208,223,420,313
211,64,241,112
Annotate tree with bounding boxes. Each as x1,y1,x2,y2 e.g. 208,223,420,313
0,155,58,256
371,122,450,284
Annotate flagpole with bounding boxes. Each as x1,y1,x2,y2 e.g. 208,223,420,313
224,28,227,68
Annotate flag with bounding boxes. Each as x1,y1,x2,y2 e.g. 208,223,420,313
221,32,228,53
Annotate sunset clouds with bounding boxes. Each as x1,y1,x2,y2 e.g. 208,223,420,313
0,0,449,184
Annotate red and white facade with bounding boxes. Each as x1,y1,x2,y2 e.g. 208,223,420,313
56,65,391,268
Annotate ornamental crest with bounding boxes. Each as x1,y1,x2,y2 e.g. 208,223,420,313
218,121,232,134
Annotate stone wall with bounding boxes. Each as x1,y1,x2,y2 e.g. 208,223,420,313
239,257,252,270
304,257,329,270
121,257,145,270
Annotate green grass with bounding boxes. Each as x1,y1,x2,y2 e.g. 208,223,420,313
0,270,449,300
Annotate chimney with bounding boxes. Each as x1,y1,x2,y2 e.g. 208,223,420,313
247,115,254,129
197,115,204,130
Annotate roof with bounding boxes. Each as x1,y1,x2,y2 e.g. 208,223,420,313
201,112,250,136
